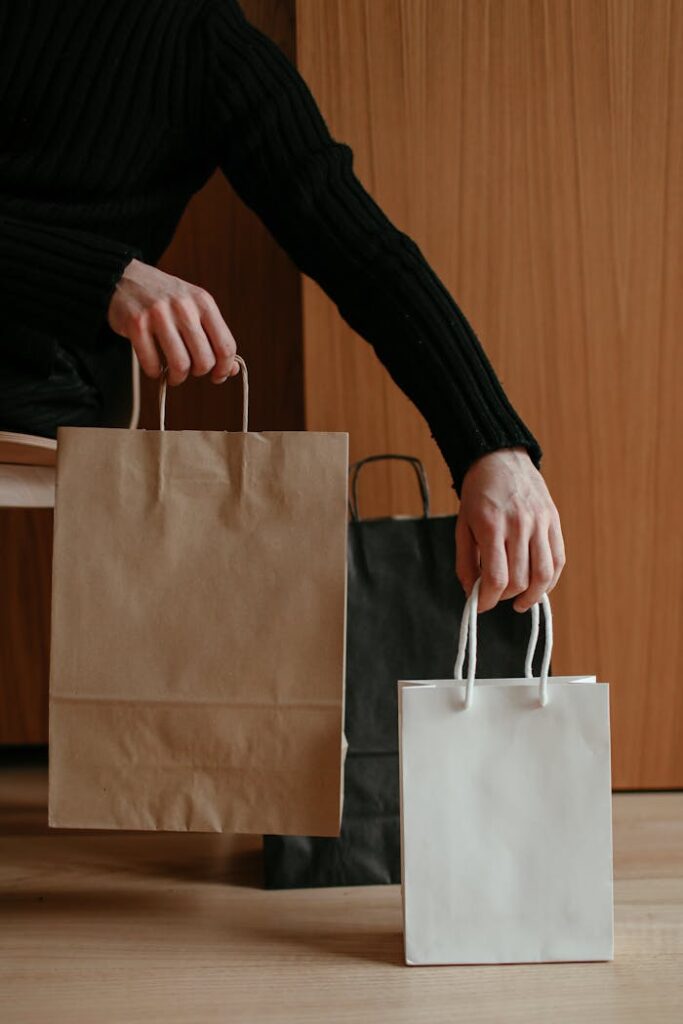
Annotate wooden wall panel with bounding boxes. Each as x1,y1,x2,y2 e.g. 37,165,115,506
3,0,681,789
0,510,51,743
297,0,683,787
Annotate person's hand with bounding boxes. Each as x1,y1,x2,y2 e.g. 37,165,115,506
107,259,239,385
455,446,565,613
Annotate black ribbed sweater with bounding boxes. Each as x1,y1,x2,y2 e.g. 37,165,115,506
0,0,542,495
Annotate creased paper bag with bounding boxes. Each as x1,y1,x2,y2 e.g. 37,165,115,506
48,358,348,836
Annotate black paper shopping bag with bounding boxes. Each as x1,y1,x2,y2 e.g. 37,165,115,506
263,454,547,887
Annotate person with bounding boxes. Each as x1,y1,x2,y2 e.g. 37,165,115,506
0,0,564,614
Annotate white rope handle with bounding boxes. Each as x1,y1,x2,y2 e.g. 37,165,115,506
525,603,540,679
158,354,249,432
453,577,553,708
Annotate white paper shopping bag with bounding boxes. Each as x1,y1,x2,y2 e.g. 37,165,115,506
399,578,614,965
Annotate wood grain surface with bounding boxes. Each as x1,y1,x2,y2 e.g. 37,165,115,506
2,0,681,789
297,0,683,786
0,511,52,743
1,759,682,1023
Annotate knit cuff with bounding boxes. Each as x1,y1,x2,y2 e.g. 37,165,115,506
361,236,545,497
432,426,543,498
0,214,143,346
332,248,544,498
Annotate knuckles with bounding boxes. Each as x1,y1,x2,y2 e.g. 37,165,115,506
471,510,501,538
170,354,192,377
168,293,197,317
193,287,215,311
507,573,530,593
147,300,170,324
191,354,217,376
533,567,555,588
127,309,148,333
482,570,508,591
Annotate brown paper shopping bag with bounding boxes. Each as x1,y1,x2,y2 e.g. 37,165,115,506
48,357,348,835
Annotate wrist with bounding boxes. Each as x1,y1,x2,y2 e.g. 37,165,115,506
120,256,142,280
464,445,531,475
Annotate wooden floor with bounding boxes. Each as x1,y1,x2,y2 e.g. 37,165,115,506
1,755,682,1023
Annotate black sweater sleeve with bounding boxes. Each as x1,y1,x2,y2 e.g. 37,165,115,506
0,213,142,346
199,0,542,495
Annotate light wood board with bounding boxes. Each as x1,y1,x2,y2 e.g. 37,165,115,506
297,0,683,787
1,761,682,1023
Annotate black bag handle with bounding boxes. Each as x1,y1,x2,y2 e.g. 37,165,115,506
348,454,431,521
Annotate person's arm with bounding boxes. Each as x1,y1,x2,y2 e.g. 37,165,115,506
198,0,541,498
197,0,564,611
0,213,142,345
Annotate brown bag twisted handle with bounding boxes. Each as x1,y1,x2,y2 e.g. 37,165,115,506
157,355,249,431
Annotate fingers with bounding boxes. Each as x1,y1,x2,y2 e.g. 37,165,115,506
511,509,566,611
141,296,240,387
455,515,480,596
196,291,238,383
475,514,509,613
547,516,566,593
128,303,197,387
471,517,560,615
512,526,555,613
129,316,162,379
501,513,531,601
457,450,567,614
113,262,238,386
149,305,191,386
170,296,216,380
